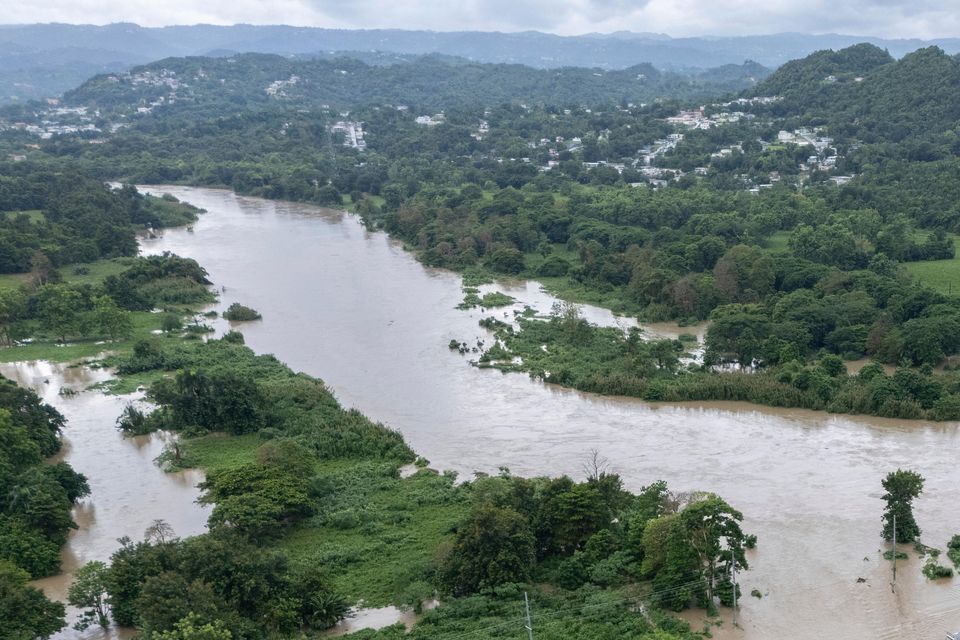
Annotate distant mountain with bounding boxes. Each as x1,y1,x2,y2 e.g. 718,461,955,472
2,23,960,103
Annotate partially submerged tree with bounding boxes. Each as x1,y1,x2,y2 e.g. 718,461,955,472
881,469,925,543
68,560,111,630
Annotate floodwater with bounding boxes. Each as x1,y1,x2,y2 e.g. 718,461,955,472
79,185,960,638
0,360,209,639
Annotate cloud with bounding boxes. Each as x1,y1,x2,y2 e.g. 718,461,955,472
4,0,960,39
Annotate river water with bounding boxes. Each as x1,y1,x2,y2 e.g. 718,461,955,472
132,186,960,639
6,184,956,639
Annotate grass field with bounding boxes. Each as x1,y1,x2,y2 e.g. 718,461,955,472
906,236,960,296
3,209,44,223
764,230,791,251
183,430,463,607
0,257,134,293
0,311,168,364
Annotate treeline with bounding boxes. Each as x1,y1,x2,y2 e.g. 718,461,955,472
0,253,214,345
0,377,91,637
444,471,751,612
475,304,960,421
0,166,201,274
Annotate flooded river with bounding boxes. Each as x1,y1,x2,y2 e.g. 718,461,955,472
8,184,956,639
133,186,960,639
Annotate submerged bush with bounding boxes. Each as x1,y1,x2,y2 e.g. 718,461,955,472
223,303,262,321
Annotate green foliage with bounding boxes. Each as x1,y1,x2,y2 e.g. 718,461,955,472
947,535,960,568
68,561,111,630
921,559,953,580
105,533,349,637
439,502,535,596
154,614,233,640
0,383,86,579
0,169,195,275
199,442,315,541
118,337,415,460
0,559,65,640
222,303,262,321
881,469,924,543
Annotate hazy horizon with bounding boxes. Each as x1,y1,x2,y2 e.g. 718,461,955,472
2,21,960,43
3,1,959,40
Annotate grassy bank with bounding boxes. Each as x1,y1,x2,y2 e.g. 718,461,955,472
906,236,960,295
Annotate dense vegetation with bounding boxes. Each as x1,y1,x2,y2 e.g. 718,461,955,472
0,167,201,275
61,54,767,115
0,376,92,636
0,378,87,579
0,252,214,353
6,41,960,638
471,303,960,420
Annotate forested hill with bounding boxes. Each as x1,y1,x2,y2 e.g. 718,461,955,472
749,44,960,142
62,53,769,113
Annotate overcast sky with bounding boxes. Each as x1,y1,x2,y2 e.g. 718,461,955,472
5,0,960,39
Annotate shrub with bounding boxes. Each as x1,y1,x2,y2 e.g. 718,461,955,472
223,303,262,321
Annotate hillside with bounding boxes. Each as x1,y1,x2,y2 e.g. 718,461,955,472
749,44,960,142
62,53,768,113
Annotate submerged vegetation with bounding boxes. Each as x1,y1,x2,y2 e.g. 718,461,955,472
471,303,960,420
222,303,262,321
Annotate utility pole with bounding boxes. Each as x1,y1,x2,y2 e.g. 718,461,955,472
730,548,738,627
891,512,897,593
524,591,535,640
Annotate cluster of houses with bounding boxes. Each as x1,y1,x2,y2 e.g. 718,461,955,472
415,114,445,126
330,120,366,150
265,75,300,98
665,106,755,130
2,104,102,140
470,120,490,141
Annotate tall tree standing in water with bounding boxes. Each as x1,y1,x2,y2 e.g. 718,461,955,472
881,469,925,543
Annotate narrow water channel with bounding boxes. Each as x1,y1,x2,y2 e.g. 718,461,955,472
0,361,209,639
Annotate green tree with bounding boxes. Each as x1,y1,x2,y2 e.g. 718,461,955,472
0,289,27,345
35,285,85,343
680,495,748,605
154,613,232,640
881,469,924,543
440,502,535,595
93,295,133,340
68,560,111,630
0,559,65,640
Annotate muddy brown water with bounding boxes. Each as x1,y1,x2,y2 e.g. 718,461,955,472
6,185,957,639
137,187,959,639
